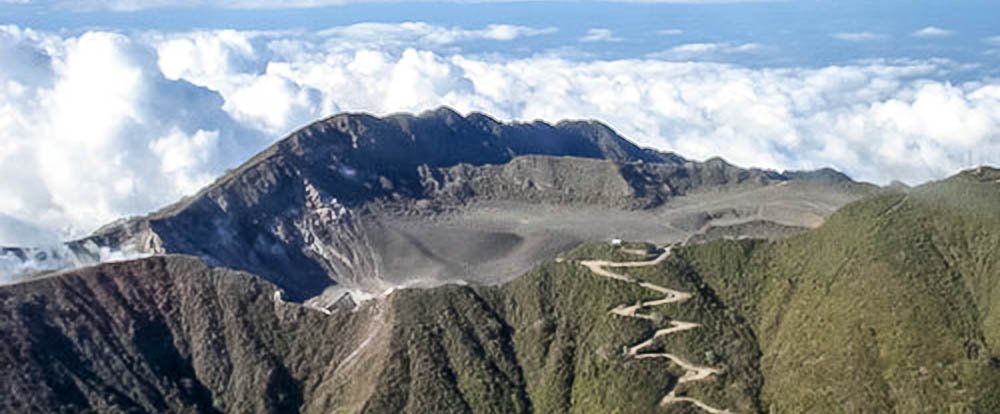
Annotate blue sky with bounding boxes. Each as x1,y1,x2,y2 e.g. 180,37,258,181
0,0,999,244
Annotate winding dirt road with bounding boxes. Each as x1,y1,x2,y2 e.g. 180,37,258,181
580,246,732,414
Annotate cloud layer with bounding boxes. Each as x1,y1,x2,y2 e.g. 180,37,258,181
0,23,998,245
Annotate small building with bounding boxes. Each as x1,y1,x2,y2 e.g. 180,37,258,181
610,239,623,246
329,292,358,312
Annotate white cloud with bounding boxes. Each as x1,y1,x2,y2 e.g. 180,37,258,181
649,42,760,59
911,26,954,38
832,32,886,42
985,35,1000,46
478,24,559,41
0,25,269,245
0,23,999,246
155,29,258,81
658,29,685,36
580,28,622,43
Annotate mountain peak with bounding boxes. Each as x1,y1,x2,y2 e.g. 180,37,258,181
4,109,871,305
420,105,463,121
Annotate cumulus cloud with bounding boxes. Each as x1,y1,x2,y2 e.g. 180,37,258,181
832,32,886,42
580,28,622,43
0,25,268,245
0,23,998,246
911,26,954,38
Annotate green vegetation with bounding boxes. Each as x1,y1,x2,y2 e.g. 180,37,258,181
5,168,999,413
354,241,764,413
508,246,763,413
677,168,1000,412
371,168,1000,413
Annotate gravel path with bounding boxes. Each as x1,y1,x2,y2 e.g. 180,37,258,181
580,246,732,414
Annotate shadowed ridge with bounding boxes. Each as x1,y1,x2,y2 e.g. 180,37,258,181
554,119,679,164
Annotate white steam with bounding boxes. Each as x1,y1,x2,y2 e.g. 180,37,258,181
0,242,150,285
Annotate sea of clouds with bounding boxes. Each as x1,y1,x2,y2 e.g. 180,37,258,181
0,22,998,245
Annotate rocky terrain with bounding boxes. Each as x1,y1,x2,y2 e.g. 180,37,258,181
2,167,998,413
2,108,874,307
17,108,998,413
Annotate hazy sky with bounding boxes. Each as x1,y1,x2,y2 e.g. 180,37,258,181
0,0,999,244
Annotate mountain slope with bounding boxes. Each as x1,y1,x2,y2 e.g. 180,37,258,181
61,108,872,303
1,168,997,413
1,255,410,413
0,246,760,413
677,167,1000,412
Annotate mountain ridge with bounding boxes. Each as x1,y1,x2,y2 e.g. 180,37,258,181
0,105,997,412
4,168,996,412
3,108,876,304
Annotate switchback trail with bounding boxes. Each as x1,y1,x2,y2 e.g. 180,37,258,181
580,245,732,414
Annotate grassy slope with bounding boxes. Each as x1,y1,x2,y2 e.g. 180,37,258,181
354,170,1000,413
360,286,531,414
360,242,764,413
678,169,1000,413
502,243,763,413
